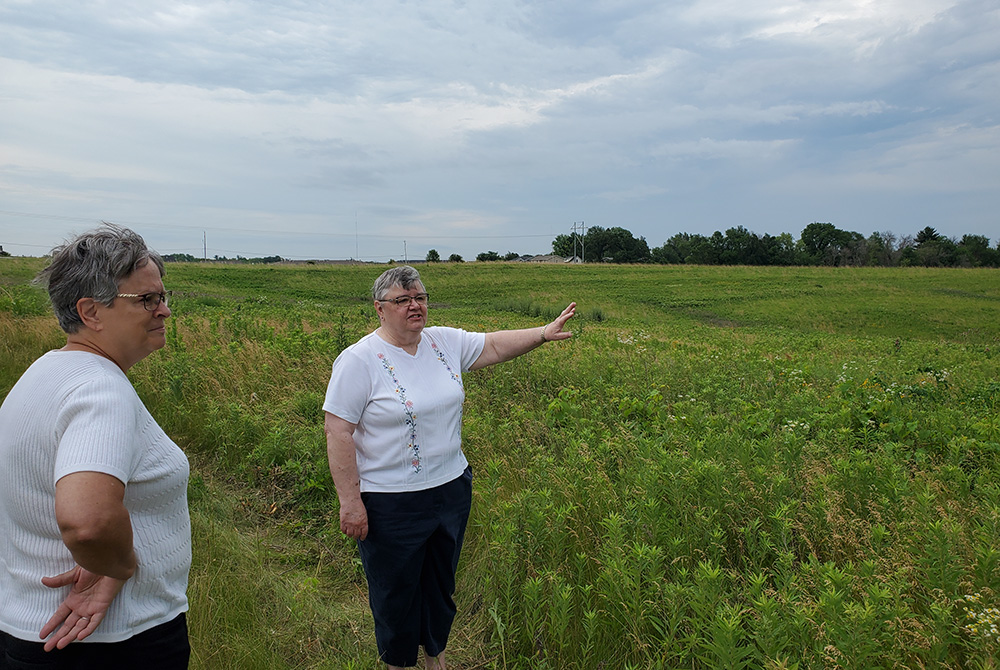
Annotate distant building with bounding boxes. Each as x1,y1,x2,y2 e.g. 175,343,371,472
529,254,575,263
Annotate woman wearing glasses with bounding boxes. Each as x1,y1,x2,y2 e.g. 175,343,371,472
0,224,190,668
324,265,575,670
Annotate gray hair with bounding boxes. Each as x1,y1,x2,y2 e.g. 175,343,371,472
35,223,164,334
371,265,423,301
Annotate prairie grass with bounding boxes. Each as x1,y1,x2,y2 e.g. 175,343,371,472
2,257,1000,668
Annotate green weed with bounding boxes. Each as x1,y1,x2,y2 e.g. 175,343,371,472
3,259,1000,667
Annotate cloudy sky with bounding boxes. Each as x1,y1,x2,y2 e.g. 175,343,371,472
1,0,998,261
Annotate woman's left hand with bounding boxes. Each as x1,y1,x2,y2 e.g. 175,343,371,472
543,302,577,342
39,565,127,651
471,301,579,370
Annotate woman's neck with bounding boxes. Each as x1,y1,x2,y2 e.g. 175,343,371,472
62,336,127,372
376,326,420,353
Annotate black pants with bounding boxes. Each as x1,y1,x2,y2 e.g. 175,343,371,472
359,467,472,667
0,613,189,670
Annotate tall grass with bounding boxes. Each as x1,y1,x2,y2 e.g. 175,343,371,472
3,257,1000,667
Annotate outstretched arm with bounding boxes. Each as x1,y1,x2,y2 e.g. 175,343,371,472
470,302,576,371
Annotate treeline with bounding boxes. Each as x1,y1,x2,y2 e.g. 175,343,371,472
158,223,998,267
162,253,284,264
550,223,1000,267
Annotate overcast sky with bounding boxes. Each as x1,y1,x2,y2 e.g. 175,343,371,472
1,0,998,262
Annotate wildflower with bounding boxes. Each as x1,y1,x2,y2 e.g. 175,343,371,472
964,593,1000,643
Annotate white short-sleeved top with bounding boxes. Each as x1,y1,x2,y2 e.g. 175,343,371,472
0,351,190,643
324,326,485,493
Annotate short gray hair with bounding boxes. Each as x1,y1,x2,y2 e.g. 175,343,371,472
35,223,164,334
372,265,423,301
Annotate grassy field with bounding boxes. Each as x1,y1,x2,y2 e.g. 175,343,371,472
3,257,1000,668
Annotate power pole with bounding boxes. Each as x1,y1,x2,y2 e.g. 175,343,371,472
203,231,207,260
572,221,586,262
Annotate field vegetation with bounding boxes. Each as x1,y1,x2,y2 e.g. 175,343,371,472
3,257,1000,668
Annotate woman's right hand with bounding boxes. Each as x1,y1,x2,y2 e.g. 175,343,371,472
339,497,369,540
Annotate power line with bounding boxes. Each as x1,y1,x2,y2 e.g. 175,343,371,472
0,209,560,260
0,209,554,241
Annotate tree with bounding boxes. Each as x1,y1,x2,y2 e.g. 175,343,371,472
763,233,799,265
686,232,724,265
957,235,999,267
912,236,957,267
554,224,995,268
581,226,650,263
651,233,708,264
895,235,917,266
915,226,941,246
650,241,682,264
799,222,839,261
552,233,582,258
838,235,869,267
503,251,521,261
799,222,861,266
212,254,282,263
719,226,771,265
607,227,650,263
650,228,796,266
426,249,441,262
448,254,464,263
866,231,898,267
476,251,501,262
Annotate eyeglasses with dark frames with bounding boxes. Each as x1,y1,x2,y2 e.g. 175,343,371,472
377,293,429,306
117,291,171,311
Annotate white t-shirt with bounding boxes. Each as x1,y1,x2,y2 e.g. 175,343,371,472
0,350,190,643
324,326,485,493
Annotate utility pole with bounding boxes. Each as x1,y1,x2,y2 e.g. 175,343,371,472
203,231,207,260
572,221,586,262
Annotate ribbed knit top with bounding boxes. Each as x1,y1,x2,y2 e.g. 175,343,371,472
0,350,190,643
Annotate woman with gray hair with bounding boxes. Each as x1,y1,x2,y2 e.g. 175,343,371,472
324,265,575,669
0,224,191,668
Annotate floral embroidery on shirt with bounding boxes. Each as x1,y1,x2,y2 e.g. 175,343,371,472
377,352,421,473
430,340,463,388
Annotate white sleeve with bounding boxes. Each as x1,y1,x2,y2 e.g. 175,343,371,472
430,327,485,372
323,348,373,424
53,376,140,485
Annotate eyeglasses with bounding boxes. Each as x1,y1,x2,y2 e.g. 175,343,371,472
378,293,429,306
117,291,171,311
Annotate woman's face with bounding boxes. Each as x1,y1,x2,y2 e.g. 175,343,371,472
96,261,171,369
375,282,427,336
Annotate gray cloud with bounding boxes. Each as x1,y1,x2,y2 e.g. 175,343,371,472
1,0,997,260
